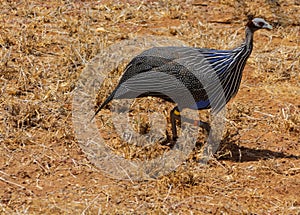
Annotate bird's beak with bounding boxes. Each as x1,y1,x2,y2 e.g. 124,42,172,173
264,23,273,30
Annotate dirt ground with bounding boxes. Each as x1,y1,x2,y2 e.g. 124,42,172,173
1,0,299,214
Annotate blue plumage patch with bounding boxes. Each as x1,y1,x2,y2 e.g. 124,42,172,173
190,99,210,110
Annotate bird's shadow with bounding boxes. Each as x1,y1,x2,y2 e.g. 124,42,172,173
206,132,300,162
216,141,300,162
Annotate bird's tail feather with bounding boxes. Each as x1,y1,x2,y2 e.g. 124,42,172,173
90,89,117,121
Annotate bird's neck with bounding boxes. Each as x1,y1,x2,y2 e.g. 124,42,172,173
244,27,254,50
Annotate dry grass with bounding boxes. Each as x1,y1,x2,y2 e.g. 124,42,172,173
0,0,299,214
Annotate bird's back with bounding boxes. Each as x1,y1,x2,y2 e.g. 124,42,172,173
114,44,250,110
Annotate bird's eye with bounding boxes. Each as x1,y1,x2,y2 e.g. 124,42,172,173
258,22,264,27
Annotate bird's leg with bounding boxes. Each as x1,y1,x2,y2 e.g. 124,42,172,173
170,107,211,141
180,115,211,133
192,119,211,133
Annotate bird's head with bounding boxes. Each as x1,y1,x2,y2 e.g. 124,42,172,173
246,18,273,32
